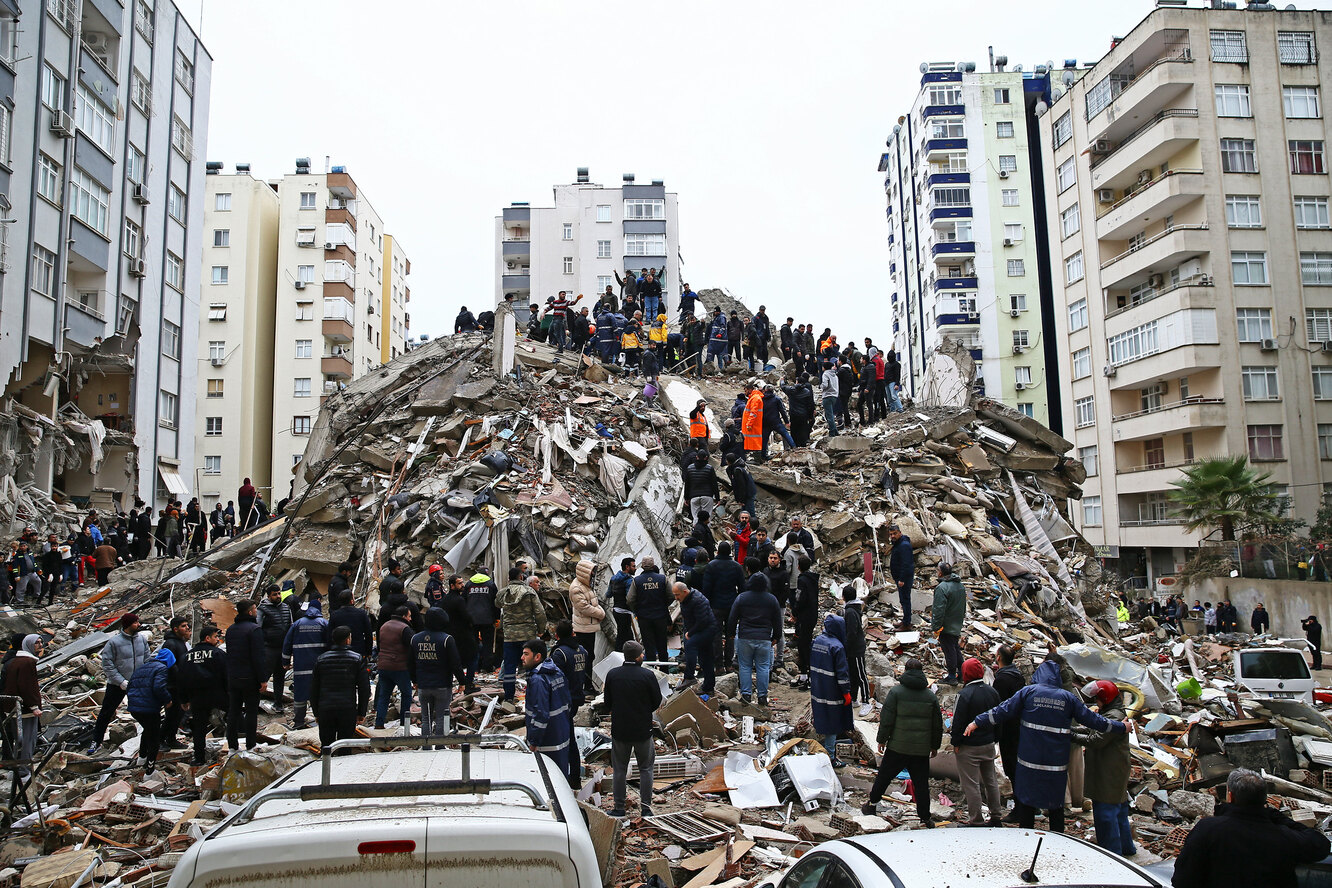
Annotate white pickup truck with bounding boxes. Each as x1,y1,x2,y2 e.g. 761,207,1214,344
166,735,601,888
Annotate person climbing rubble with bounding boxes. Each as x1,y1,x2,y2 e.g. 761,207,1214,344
930,563,966,685
809,613,853,768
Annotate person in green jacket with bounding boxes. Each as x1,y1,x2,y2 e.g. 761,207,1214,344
862,658,944,827
496,571,548,703
931,564,966,684
1074,679,1136,857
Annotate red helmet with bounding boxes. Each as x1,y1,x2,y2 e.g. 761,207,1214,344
1081,679,1120,706
428,564,443,575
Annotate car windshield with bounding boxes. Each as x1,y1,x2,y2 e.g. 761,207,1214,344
1241,650,1311,680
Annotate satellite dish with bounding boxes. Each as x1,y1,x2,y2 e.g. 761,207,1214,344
1062,70,1076,87
1013,64,1023,72
893,124,902,135
920,62,930,73
1036,100,1050,115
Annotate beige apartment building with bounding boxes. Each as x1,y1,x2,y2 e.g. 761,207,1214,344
1039,3,1332,587
195,161,411,510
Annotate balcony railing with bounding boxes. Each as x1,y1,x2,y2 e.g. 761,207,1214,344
1095,168,1205,219
1120,515,1186,527
1090,109,1198,169
1100,223,1208,270
1111,396,1224,423
1104,273,1214,320
1116,457,1198,475
1086,48,1193,123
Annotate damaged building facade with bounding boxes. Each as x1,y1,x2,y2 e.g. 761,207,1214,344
0,0,212,518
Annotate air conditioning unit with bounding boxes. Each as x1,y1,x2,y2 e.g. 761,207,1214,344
1149,274,1164,288
999,169,1010,179
294,280,306,290
1092,139,1112,153
367,304,375,315
210,357,224,367
1015,381,1027,391
50,110,75,138
1010,308,1021,318
1003,238,1014,247
1200,275,1213,286
1260,338,1279,351
1137,169,1153,185
1321,341,1332,353
505,261,515,269
967,312,979,321
1013,345,1025,354
131,182,150,204
128,257,147,277
324,242,335,251
1097,188,1116,204
1103,364,1117,377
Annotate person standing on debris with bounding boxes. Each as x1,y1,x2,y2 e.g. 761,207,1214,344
763,549,791,671
683,314,707,376
423,564,446,609
726,310,745,365
991,644,1024,816
951,657,1003,827
569,561,605,677
864,658,945,825
328,562,353,601
688,399,711,449
550,620,589,786
608,557,638,654
1304,614,1323,670
885,349,903,413
835,357,855,430
730,560,782,706
375,605,416,729
225,600,267,751
1072,679,1136,856
692,511,717,561
889,525,915,629
88,613,149,754
683,451,720,525
160,616,192,750
727,455,758,519
433,578,476,694
841,586,871,716
523,639,572,774
789,556,820,689
39,535,62,604
408,607,467,738
931,564,966,685
760,383,796,459
92,537,119,585
639,273,662,324
497,569,547,702
604,640,663,818
1251,601,1271,634
310,626,369,746
179,625,227,766
741,382,764,461
238,478,258,531
9,543,38,606
781,374,816,448
127,648,175,773
632,559,671,665
730,511,753,564
2,634,43,772
454,305,477,333
703,541,745,667
820,360,840,437
1204,601,1218,634
674,581,717,695
810,613,854,768
328,588,374,708
283,602,330,730
464,570,499,673
614,268,639,305
257,584,293,713
964,654,1129,832
1220,599,1239,633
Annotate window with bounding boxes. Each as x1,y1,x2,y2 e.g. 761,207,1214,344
131,72,151,113
1012,329,1030,349
1210,29,1248,63
168,184,186,222
1247,424,1284,461
213,229,230,247
1308,309,1332,342
1056,157,1076,192
1320,425,1332,460
38,154,61,205
597,274,613,293
207,340,225,362
597,240,611,259
1109,321,1161,365
1082,496,1102,527
1231,251,1269,285
1303,252,1332,285
1075,397,1095,428
1001,189,1019,207
214,192,231,212
296,301,314,321
1015,366,1033,385
1236,308,1273,341
928,84,963,105
171,116,191,157
174,48,193,93
1064,252,1084,284
208,303,226,321
135,0,153,40
294,378,311,398
70,168,110,235
1215,84,1252,117
74,84,116,154
1004,222,1023,242
932,187,970,207
1242,366,1280,400
295,339,312,358
624,199,666,220
203,456,221,475
997,155,1018,175
127,145,145,184
1010,294,1027,312
624,233,667,255
1072,347,1092,379
596,205,611,222
297,265,315,283
1079,445,1098,477
292,416,312,436
1068,298,1088,332
123,219,141,257
31,245,55,296
1053,112,1072,148
41,65,64,110
1225,195,1262,228
562,222,573,240
162,320,180,358
1296,196,1331,229
1007,258,1026,277
562,257,573,274
165,251,183,290
1061,203,1080,238
1141,383,1165,412
211,266,228,285
994,88,1011,104
1278,30,1317,64
205,417,222,437
1284,86,1320,118
995,121,1014,139
1315,367,1332,399
299,191,317,209
1220,138,1257,173
159,391,177,427
1291,141,1326,175
1017,403,1034,418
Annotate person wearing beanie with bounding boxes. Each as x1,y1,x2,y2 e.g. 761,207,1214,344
408,607,467,737
951,657,1003,827
603,640,663,818
283,602,330,729
1074,679,1136,856
864,658,944,826
88,613,148,754
126,648,175,771
2,634,44,770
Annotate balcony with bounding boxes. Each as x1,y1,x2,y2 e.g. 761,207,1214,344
323,280,354,302
1108,343,1222,391
1098,223,1210,288
921,70,962,87
923,104,965,119
502,240,530,263
1105,279,1216,336
327,171,357,201
925,138,967,161
323,317,354,342
64,300,107,348
325,206,356,232
1115,460,1198,495
925,171,970,188
932,241,975,264
1086,51,1194,144
1116,522,1199,549
929,205,972,225
1110,397,1226,441
1090,110,1199,190
937,313,981,327
322,353,353,379
502,274,531,295
1095,169,1206,240
934,276,978,292
324,243,355,265
502,205,530,226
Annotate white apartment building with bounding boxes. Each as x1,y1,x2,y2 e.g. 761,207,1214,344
0,0,211,512
880,60,1062,429
1039,2,1332,585
195,161,411,509
495,169,681,316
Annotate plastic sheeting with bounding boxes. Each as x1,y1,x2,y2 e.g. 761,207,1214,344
598,453,633,501
1059,642,1182,714
725,751,780,808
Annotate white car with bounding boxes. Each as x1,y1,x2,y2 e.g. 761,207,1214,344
755,829,1167,888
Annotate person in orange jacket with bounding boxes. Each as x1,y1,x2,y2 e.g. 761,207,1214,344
741,383,764,461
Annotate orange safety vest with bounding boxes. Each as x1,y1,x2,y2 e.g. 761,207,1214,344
742,391,764,451
690,412,709,440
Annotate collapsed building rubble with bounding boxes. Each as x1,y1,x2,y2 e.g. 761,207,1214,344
4,299,1332,887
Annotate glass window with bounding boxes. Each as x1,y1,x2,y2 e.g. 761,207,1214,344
38,154,61,205
205,417,222,437
1015,366,1033,385
1225,195,1262,228
70,168,110,235
1082,496,1102,526
597,274,613,293
171,116,191,156
1061,203,1080,238
1017,403,1035,418
1109,321,1161,365
162,320,180,358
1057,157,1076,192
1308,309,1332,342
296,301,314,321
174,48,193,93
1296,196,1331,229
1210,29,1248,63
293,416,312,435
1290,140,1326,174
932,187,970,207
1004,222,1023,242
127,145,145,184
207,340,225,361
159,391,177,426
1237,308,1273,342
215,192,231,211
166,251,183,290
1065,252,1084,283
624,233,667,255
297,265,315,283
131,72,151,113
1052,112,1072,148
135,0,153,40
203,456,221,474
1012,329,1030,348
1319,425,1332,459
1220,138,1257,173
999,155,1018,173
294,378,311,398
1068,298,1088,332
75,83,115,154
994,88,1011,104
596,205,611,222
214,229,230,247
210,266,228,285
1072,347,1091,379
31,245,55,296
124,219,141,257
624,198,666,220
1284,86,1321,118
168,184,186,222
1241,365,1279,400
562,222,573,240
295,339,312,358
996,121,1014,138
1008,258,1026,277
1232,251,1268,285
1001,189,1019,207
597,240,611,259
1302,252,1332,285
929,118,964,139
41,65,64,110
1010,294,1027,312
208,303,226,321
1247,424,1284,461
299,191,317,209
1278,31,1317,64
1079,445,1098,477
1215,84,1252,117
1314,367,1332,399
562,256,573,274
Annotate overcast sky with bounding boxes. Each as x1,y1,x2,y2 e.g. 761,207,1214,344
191,1,1314,340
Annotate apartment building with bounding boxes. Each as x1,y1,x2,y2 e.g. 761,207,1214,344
194,160,411,509
1038,3,1332,585
495,169,681,317
0,0,210,512
880,60,1062,429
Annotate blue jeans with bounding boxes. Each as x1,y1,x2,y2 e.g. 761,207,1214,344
1092,800,1136,856
374,669,413,727
709,344,726,370
822,396,839,436
501,640,525,701
549,316,567,350
736,637,773,698
644,295,659,320
888,382,903,412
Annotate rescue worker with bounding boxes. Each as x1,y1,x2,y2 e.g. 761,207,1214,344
464,571,499,672
1074,679,1136,856
126,648,175,773
675,581,717,695
632,558,671,664
741,383,764,462
179,625,228,766
310,626,368,745
809,613,853,768
497,569,547,702
282,602,330,729
256,584,293,713
689,399,710,448
931,563,966,684
523,639,571,774
863,658,944,826
408,607,467,737
889,525,915,629
550,620,589,786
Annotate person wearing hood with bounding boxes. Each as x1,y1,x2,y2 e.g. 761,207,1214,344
1304,614,1323,671
498,569,547,702
454,306,477,333
569,560,604,680
225,600,267,751
952,657,1003,827
1073,679,1136,856
127,648,175,772
374,605,416,729
703,542,745,667
864,658,944,825
691,511,716,561
965,654,1130,832
781,374,816,447
633,559,671,665
931,564,966,684
282,602,330,729
179,625,228,765
409,607,467,737
683,314,707,376
729,562,782,706
523,639,572,774
683,450,720,524
257,584,294,713
727,454,757,519
707,309,730,371
674,581,718,695
726,311,744,364
718,419,745,466
810,613,853,767
89,613,149,754
2,634,44,769
991,644,1025,812
741,384,764,461
841,586,871,717
463,571,499,672
160,616,192,751
760,384,796,459
790,556,820,689
763,549,791,671
310,626,368,745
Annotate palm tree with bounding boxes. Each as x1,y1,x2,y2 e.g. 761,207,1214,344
1167,455,1278,541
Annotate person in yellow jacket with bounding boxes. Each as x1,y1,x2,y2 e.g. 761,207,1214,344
621,313,644,374
648,313,670,365
741,383,764,459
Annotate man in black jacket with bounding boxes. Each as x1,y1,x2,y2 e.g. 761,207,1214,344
408,608,467,738
703,543,745,668
780,318,795,362
550,620,589,787
952,657,1003,826
991,644,1025,818
727,454,757,518
180,625,228,765
328,562,353,601
760,384,795,460
842,586,870,716
729,567,782,706
632,559,671,664
1304,614,1323,671
225,600,267,751
781,375,816,447
790,556,819,689
160,616,191,749
763,550,791,670
441,576,478,692
604,640,663,818
1172,768,1329,888
310,626,368,746
683,451,719,524
256,584,292,713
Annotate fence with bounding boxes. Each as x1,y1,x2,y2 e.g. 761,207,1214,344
1198,538,1332,582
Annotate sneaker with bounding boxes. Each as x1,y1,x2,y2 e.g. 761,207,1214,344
861,802,877,816
740,694,751,705
758,696,769,707
86,742,100,756
788,676,802,688
858,703,872,717
640,806,654,818
830,758,849,769
609,809,627,819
